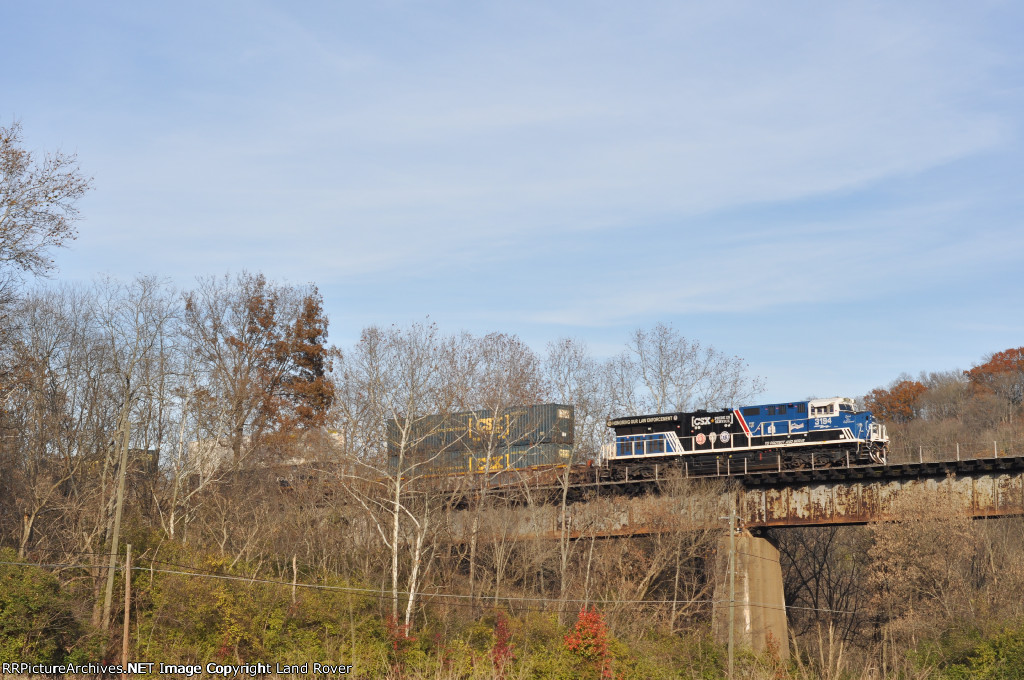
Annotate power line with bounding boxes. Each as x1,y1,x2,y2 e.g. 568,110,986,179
0,558,860,615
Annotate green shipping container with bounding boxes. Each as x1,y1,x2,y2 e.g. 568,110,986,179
386,404,574,456
389,442,574,476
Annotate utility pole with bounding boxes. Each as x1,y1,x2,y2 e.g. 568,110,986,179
728,496,736,679
292,555,298,604
102,415,131,630
122,544,131,676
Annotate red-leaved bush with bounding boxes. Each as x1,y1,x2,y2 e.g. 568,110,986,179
491,610,515,678
564,607,613,679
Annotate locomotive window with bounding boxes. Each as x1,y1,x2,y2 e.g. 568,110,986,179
742,407,760,416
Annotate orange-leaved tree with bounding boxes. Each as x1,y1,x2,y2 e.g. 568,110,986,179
184,272,335,465
863,379,927,423
965,347,1024,405
279,286,334,431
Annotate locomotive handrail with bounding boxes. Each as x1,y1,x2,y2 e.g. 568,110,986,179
614,430,876,457
608,433,1024,484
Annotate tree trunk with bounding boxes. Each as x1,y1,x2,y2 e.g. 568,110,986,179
18,512,36,559
391,479,402,622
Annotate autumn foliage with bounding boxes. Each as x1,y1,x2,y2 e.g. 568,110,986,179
965,347,1024,404
280,287,335,430
564,607,613,679
863,379,927,423
183,272,335,462
490,611,515,678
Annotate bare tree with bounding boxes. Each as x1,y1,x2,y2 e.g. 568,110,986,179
335,322,461,626
867,491,984,661
546,337,608,459
0,122,91,308
92,275,178,629
545,337,606,617
773,526,872,642
609,322,763,414
158,349,227,541
0,122,92,550
463,332,545,609
3,287,86,557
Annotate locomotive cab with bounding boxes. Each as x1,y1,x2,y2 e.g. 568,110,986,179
808,397,856,416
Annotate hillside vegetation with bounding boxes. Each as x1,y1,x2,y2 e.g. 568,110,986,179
5,122,1024,678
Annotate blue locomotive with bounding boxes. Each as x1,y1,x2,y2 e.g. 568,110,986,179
606,397,888,477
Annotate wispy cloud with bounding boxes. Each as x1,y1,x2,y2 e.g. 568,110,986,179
6,0,1023,401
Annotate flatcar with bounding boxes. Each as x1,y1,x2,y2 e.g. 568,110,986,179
606,397,887,479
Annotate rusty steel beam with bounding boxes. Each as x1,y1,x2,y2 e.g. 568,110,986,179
742,470,1024,528
736,454,1024,527
483,463,1024,540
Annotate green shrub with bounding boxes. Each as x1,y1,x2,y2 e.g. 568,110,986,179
0,548,87,664
135,547,391,673
936,622,1024,679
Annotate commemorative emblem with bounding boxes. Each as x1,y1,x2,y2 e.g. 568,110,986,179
696,433,706,445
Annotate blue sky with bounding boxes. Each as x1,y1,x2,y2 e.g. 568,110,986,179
4,1,1023,403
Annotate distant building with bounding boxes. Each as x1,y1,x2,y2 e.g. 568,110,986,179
185,430,344,476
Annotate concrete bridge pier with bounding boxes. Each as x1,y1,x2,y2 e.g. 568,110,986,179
712,532,789,661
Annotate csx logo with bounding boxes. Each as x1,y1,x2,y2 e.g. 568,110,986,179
691,415,733,427
469,415,511,441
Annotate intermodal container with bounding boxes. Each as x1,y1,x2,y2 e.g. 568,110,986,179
389,442,574,475
387,404,574,456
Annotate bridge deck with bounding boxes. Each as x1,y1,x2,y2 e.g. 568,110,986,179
458,454,1024,538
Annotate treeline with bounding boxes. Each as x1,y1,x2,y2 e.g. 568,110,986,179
6,120,1024,678
0,271,766,673
2,121,769,677
863,348,1024,462
763,349,1024,678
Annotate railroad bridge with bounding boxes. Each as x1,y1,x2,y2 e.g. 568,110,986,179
550,453,1024,533
469,452,1024,660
